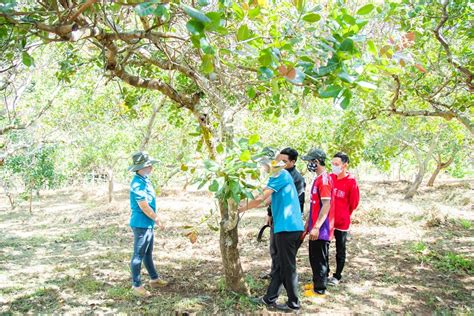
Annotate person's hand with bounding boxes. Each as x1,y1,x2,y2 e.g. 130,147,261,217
309,228,319,240
265,215,272,227
238,202,247,213
154,216,164,229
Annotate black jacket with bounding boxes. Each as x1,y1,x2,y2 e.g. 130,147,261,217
267,166,306,216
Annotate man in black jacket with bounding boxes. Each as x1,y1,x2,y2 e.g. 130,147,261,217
263,147,306,279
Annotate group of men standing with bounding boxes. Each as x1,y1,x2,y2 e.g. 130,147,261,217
238,147,360,312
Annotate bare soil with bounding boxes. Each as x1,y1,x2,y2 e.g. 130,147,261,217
0,180,472,314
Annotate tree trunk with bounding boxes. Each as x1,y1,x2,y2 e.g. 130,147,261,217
29,189,33,214
7,192,15,210
1,183,15,210
404,137,437,199
405,165,426,199
107,167,114,203
427,153,456,187
427,163,442,187
218,198,249,295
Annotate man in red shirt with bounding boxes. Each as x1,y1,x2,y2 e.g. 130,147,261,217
328,152,360,286
301,148,334,297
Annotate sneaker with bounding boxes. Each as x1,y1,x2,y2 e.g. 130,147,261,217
303,289,326,298
150,278,168,288
132,286,151,297
303,283,313,290
275,303,300,313
328,277,339,286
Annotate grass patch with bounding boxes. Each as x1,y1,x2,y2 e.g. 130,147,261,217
107,284,134,301
458,218,472,230
9,287,62,313
0,286,23,295
0,235,49,249
433,252,474,274
45,272,105,294
59,226,120,243
410,241,473,274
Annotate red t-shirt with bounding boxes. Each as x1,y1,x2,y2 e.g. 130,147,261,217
307,172,334,241
331,173,360,231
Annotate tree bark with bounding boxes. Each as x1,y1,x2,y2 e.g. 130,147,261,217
29,189,33,214
427,153,456,187
427,163,442,187
107,167,114,203
218,198,249,295
1,183,15,210
404,137,438,199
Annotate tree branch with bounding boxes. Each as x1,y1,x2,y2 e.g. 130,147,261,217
433,1,473,91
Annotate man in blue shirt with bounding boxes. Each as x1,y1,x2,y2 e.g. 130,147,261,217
239,157,304,312
128,151,167,297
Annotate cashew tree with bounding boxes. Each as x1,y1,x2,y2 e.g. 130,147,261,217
1,0,371,293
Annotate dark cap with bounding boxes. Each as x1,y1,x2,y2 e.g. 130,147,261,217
301,148,326,162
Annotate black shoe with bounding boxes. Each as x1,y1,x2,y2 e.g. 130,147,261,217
250,296,276,308
275,303,300,313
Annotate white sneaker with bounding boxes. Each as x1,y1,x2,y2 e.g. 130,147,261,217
328,277,339,286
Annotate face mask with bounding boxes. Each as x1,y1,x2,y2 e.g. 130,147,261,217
307,161,318,172
332,165,342,175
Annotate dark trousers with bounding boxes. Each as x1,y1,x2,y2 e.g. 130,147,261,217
309,240,329,294
269,227,278,276
332,230,348,280
264,231,301,309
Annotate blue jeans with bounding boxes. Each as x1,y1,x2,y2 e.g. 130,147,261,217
131,227,158,287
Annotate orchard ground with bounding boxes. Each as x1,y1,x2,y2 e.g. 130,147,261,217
0,180,473,314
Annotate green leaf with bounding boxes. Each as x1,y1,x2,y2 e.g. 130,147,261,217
259,50,273,67
319,85,342,98
356,81,377,90
201,54,214,74
232,2,245,20
248,7,260,19
247,86,256,99
0,26,7,38
237,24,251,42
338,71,356,83
200,37,215,55
340,89,352,109
367,40,377,56
249,134,260,145
209,180,219,192
340,39,354,52
198,0,210,7
204,159,219,171
258,67,274,80
182,5,211,23
154,4,168,18
216,143,224,154
186,20,205,35
21,52,33,67
135,2,154,16
356,4,374,15
343,14,356,25
197,178,208,190
294,0,306,13
302,13,320,22
239,150,251,162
